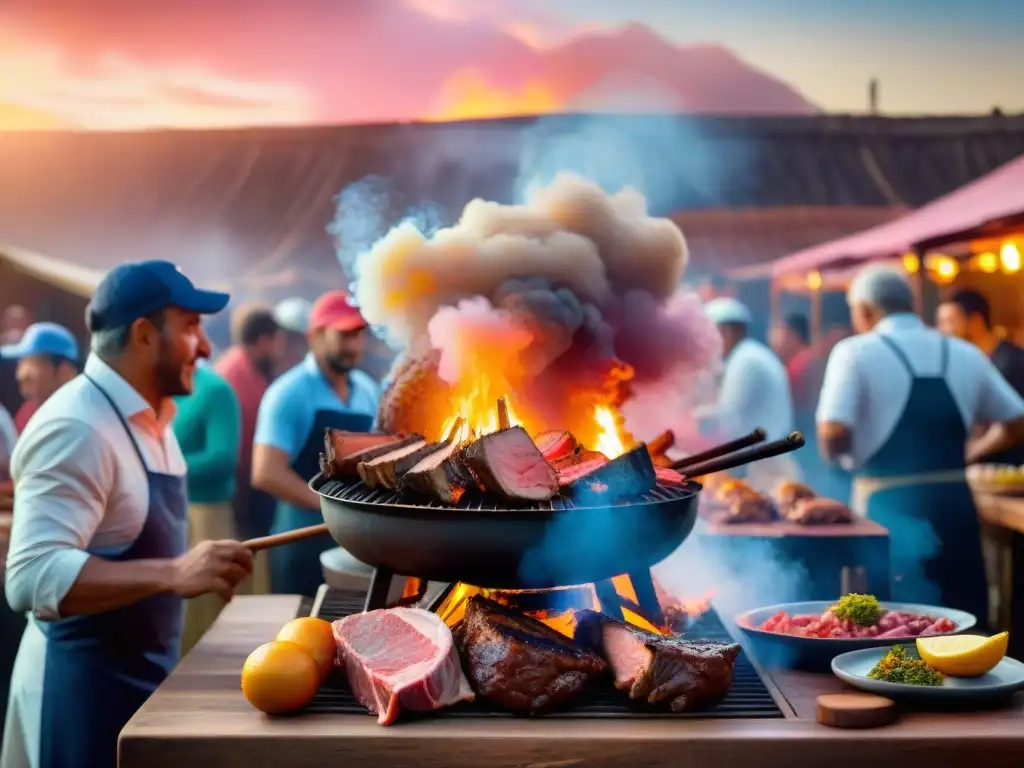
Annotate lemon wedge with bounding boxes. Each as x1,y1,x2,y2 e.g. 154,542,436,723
915,632,1009,677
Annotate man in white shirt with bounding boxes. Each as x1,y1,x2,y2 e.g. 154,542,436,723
698,297,798,489
817,266,1024,622
2,261,255,768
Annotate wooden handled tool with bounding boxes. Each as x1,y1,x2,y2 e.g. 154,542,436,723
244,524,330,552
670,428,766,472
679,431,805,478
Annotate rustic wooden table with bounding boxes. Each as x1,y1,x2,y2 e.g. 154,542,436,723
975,492,1024,659
120,594,1024,768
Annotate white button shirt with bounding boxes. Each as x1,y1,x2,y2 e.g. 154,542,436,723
816,313,1024,469
2,355,185,768
711,337,795,442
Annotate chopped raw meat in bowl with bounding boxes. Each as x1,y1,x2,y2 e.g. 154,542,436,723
757,607,958,639
735,597,975,670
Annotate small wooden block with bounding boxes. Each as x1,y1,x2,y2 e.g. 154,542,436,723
816,692,898,729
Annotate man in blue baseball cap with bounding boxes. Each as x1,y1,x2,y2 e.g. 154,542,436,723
1,322,81,433
2,261,254,768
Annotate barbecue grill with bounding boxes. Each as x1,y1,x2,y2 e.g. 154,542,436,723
312,473,701,603
302,587,785,720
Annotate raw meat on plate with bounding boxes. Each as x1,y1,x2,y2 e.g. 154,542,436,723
333,607,475,725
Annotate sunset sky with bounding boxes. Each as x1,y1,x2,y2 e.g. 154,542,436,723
1,0,1020,131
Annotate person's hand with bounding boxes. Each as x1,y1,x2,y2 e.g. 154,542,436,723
170,540,254,602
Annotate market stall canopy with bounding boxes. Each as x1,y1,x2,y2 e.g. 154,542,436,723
771,152,1024,279
0,243,103,298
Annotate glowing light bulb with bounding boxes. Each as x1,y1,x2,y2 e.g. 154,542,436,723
977,251,999,273
1001,242,1021,274
902,252,920,274
806,270,823,291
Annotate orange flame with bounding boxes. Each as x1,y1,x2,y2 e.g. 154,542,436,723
430,67,562,121
435,579,667,638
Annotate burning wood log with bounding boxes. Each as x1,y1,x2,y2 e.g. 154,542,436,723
496,397,511,431
647,430,675,458
444,416,466,444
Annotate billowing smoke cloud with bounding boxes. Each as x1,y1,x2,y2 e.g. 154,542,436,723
353,172,721,436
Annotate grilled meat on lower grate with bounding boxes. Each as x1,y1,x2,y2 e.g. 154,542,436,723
460,596,607,714
574,610,740,712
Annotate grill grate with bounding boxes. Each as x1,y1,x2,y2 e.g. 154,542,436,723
302,589,784,720
316,476,697,513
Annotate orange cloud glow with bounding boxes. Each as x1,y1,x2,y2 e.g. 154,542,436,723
430,67,562,121
0,37,314,131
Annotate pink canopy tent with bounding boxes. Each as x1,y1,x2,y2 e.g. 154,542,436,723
771,152,1024,278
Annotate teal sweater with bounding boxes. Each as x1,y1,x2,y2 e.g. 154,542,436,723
173,367,241,504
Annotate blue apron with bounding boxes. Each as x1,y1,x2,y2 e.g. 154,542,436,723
855,335,988,623
39,375,188,768
269,408,372,597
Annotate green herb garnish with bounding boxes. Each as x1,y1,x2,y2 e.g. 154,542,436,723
831,593,884,626
867,646,944,686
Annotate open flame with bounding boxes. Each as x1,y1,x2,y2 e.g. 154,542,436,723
439,394,631,459
435,579,666,638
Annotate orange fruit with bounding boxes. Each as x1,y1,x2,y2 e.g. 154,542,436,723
275,617,337,679
241,641,320,714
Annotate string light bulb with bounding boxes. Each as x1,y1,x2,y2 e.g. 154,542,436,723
977,251,999,273
1000,242,1021,274
902,252,920,274
806,270,823,291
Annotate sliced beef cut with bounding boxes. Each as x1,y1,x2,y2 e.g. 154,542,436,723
574,610,739,712
322,432,422,478
379,441,451,490
461,426,558,503
333,607,475,726
555,456,609,487
534,430,580,462
565,445,656,505
400,441,474,505
358,439,429,488
460,596,606,714
654,466,687,485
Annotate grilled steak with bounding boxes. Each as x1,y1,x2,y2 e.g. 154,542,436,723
786,497,852,525
460,596,606,714
574,610,739,712
461,426,558,503
322,432,422,478
333,607,475,726
565,445,656,504
400,441,475,504
358,439,431,488
534,430,579,462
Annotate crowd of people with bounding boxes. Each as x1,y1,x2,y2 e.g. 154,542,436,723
700,267,1024,626
0,261,382,768
1,258,1024,767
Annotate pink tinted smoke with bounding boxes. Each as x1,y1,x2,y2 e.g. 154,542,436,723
426,297,534,384
612,289,723,383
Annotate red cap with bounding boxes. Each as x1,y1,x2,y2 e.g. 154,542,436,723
308,291,367,333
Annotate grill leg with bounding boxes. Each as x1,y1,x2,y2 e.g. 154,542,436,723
423,583,457,613
364,568,394,612
593,580,624,621
628,571,666,628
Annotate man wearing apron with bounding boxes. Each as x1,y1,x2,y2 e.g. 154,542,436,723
817,266,1024,623
252,291,380,597
2,261,254,768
